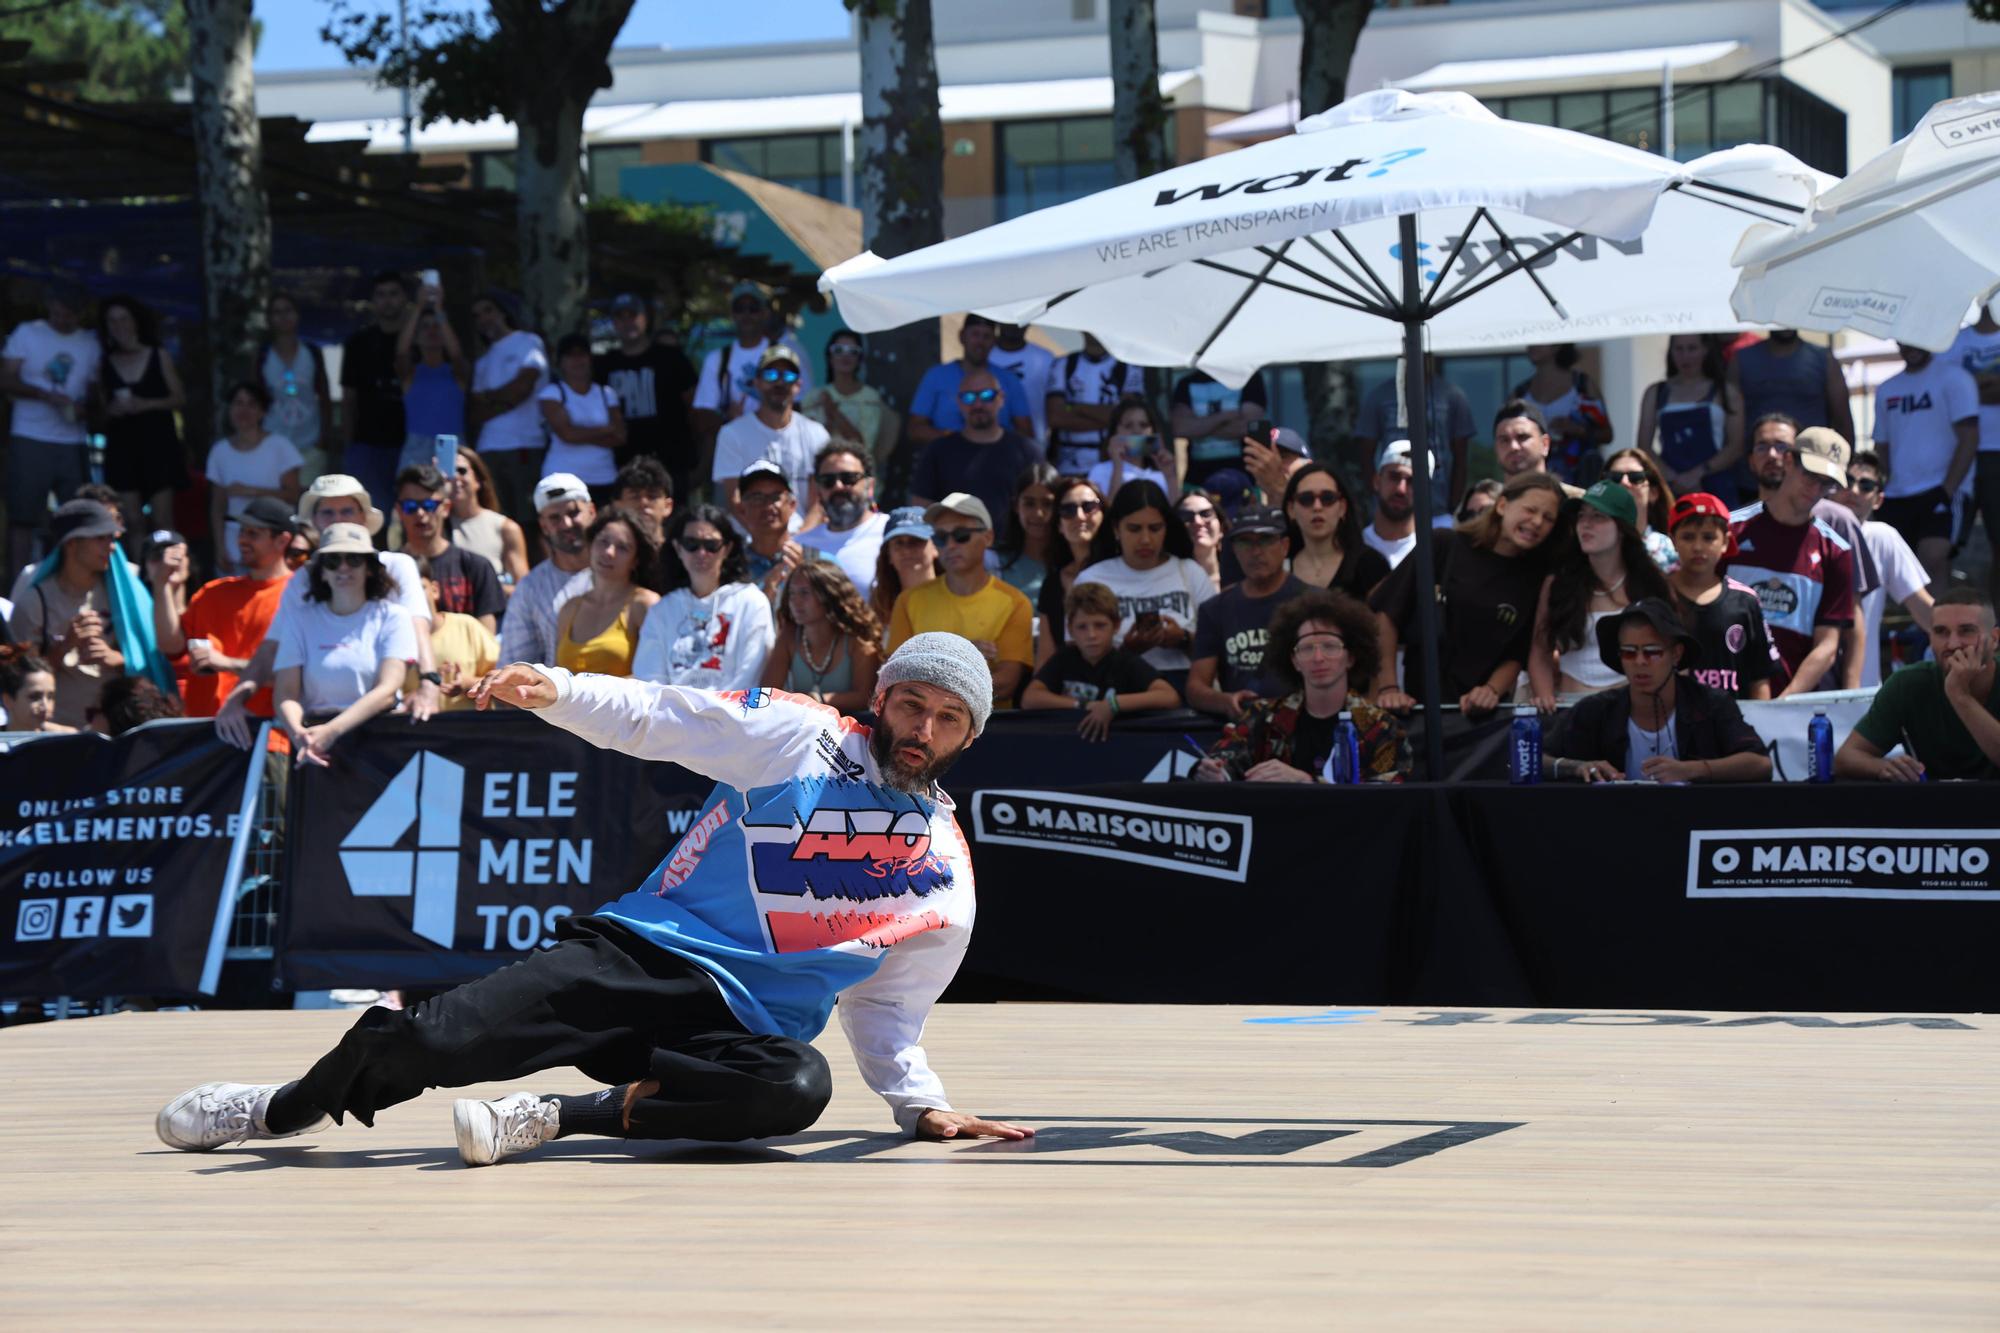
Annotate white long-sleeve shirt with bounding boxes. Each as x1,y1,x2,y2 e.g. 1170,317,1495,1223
630,581,774,689
533,670,972,1132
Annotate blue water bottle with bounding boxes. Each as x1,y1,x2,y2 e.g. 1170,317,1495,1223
1327,710,1362,784
1807,708,1834,783
1509,705,1542,785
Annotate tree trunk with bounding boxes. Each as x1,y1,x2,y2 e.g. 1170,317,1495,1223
1108,0,1170,183
491,0,635,342
185,0,270,433
1294,0,1372,475
855,0,944,502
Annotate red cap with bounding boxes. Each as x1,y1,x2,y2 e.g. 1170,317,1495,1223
1669,491,1737,557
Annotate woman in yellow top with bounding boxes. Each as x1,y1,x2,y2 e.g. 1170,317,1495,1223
555,505,662,677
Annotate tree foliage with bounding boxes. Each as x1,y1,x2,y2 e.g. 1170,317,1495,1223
318,2,514,127
0,0,203,103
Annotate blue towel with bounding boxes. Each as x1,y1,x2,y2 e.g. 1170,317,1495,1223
30,550,177,696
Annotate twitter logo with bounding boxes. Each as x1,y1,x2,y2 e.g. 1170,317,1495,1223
107,894,154,938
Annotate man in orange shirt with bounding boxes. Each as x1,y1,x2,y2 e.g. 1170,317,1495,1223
177,496,310,719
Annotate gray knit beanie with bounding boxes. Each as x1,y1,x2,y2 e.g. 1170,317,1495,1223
874,632,994,735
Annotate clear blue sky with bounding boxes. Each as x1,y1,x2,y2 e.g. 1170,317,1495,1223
254,0,854,72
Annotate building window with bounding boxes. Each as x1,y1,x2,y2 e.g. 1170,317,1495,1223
587,145,643,201
997,116,1121,221
1492,78,1844,176
1894,65,1951,139
471,150,516,193
700,133,845,202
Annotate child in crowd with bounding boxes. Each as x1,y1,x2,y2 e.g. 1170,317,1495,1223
1664,492,1780,700
1022,581,1180,741
0,648,71,733
407,553,499,709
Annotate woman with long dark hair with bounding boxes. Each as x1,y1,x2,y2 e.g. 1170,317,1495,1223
555,505,663,678
1072,479,1215,691
1088,396,1178,503
1034,476,1107,664
1602,445,1679,571
992,461,1058,604
1176,487,1230,593
632,502,773,689
1633,332,1744,504
1527,480,1674,711
272,522,417,767
97,294,186,548
1283,462,1389,598
1371,471,1565,717
759,561,883,714
0,646,70,733
448,448,531,584
205,379,302,576
870,506,941,637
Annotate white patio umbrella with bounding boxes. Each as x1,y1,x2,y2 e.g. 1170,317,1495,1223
823,89,1822,776
1731,91,2000,351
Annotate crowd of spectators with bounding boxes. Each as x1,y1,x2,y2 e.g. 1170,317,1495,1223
0,278,1995,783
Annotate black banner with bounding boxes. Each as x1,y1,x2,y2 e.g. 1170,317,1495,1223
0,721,258,999
278,711,711,989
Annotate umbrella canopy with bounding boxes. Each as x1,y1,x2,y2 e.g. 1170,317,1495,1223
823,90,1824,386
1731,91,2000,352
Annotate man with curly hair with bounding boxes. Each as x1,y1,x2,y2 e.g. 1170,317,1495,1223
1193,587,1410,783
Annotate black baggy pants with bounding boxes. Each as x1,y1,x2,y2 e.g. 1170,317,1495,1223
294,916,832,1142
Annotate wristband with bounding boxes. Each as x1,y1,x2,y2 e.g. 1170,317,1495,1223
1106,689,1120,717
418,670,443,687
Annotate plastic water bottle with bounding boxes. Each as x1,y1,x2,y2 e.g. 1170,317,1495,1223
1327,710,1362,784
1807,708,1834,783
1509,705,1542,785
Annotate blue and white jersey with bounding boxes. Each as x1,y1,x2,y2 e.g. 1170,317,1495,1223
532,670,974,1131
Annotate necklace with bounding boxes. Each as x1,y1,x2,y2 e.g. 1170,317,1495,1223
1596,572,1627,597
800,627,838,676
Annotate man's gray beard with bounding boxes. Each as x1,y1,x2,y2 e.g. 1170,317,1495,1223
869,724,966,794
823,493,867,529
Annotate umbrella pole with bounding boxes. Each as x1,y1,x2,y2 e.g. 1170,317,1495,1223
1398,213,1449,783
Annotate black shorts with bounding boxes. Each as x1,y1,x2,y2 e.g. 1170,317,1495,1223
1879,487,1954,545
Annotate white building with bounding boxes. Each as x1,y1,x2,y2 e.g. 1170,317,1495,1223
263,0,2000,453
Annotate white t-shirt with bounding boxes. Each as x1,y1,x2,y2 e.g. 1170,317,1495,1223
473,331,550,454
272,597,419,714
796,509,888,601
1086,460,1171,499
537,381,622,485
1873,359,1979,497
1360,517,1453,569
1857,518,1931,688
1948,325,2000,455
692,335,813,420
712,410,830,496
261,344,324,453
1624,713,1680,781
1050,352,1145,474
272,549,431,640
205,433,304,560
987,342,1055,443
3,319,101,444
630,581,775,690
1072,554,1216,672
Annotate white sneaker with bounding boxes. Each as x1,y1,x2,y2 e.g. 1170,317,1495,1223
155,1082,331,1152
453,1092,561,1167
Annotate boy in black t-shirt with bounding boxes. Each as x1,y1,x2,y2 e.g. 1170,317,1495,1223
1023,581,1181,740
1666,491,1781,698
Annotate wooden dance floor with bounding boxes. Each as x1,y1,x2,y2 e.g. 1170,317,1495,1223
3,1002,1995,1328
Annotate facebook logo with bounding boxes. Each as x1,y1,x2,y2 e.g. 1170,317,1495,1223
59,896,106,938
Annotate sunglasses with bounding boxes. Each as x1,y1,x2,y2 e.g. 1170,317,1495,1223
319,552,373,570
740,489,790,508
284,548,311,566
1851,476,1882,493
398,498,445,514
829,343,862,357
932,527,984,545
815,471,866,489
1177,507,1217,523
1292,489,1343,509
957,387,1001,405
1618,644,1670,662
1058,500,1102,518
1607,470,1650,487
758,367,801,384
677,537,726,555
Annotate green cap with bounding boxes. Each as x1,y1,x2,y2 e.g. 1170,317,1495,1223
1579,478,1637,528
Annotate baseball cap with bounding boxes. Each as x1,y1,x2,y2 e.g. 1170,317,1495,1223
738,458,792,490
609,293,646,314
1578,478,1638,529
730,281,769,308
1271,426,1310,456
49,500,120,545
757,343,801,372
882,506,931,543
237,496,300,536
1229,504,1288,538
1373,438,1433,475
1793,426,1851,489
140,527,188,560
532,473,592,513
923,492,994,531
297,473,386,535
1669,492,1738,557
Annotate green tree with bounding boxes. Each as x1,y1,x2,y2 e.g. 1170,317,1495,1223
0,0,198,103
322,0,636,341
